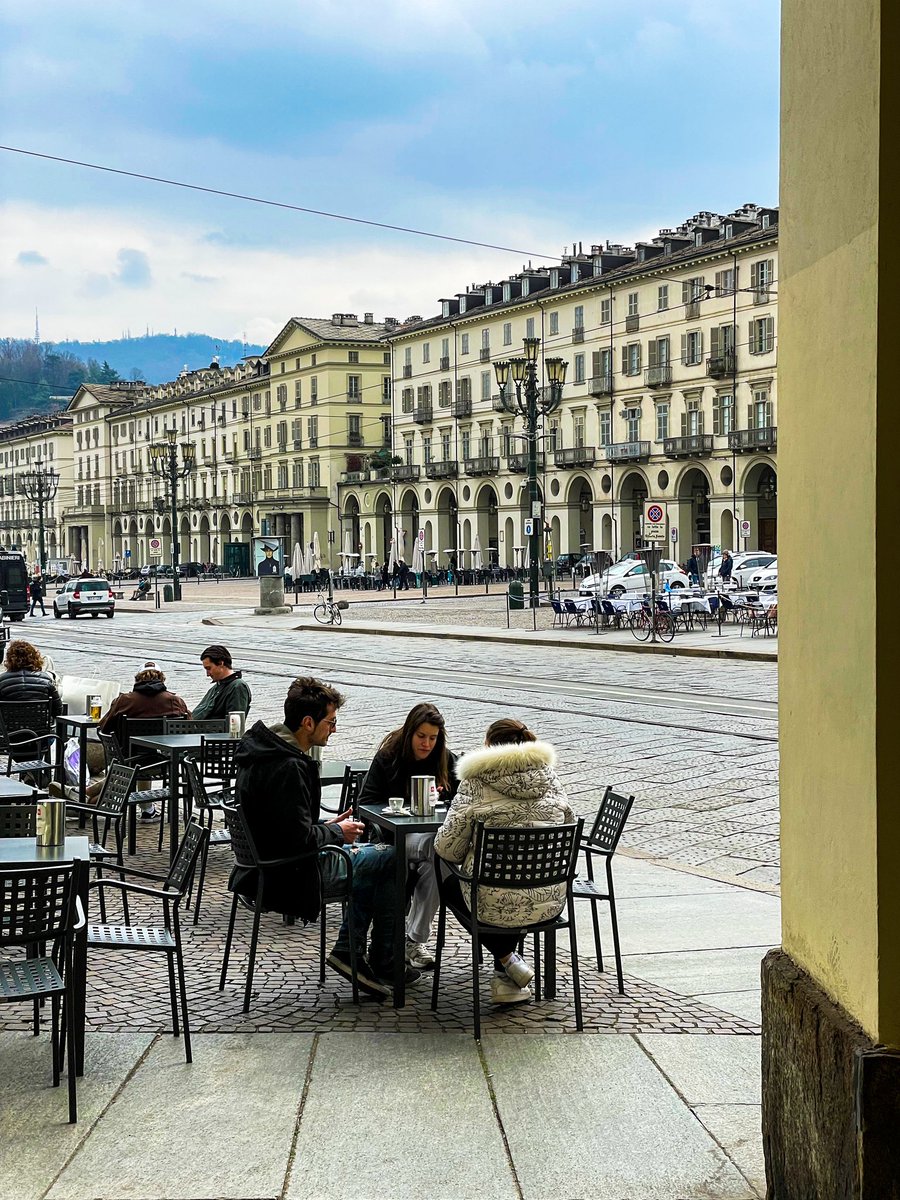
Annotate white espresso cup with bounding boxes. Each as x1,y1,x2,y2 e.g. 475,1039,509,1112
388,796,405,813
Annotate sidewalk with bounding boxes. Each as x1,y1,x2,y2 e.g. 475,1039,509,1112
1,855,777,1200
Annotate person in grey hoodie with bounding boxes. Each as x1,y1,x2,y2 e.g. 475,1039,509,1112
193,644,251,720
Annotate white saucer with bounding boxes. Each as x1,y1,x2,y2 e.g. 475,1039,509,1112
382,805,412,816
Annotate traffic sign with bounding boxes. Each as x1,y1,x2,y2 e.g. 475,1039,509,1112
643,501,666,542
523,518,534,537
740,520,752,540
670,528,678,544
148,537,162,557
124,548,131,558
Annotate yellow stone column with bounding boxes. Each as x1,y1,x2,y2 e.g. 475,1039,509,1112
765,1,900,1194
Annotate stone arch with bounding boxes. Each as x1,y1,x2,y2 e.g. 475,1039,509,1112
474,482,499,566
738,459,778,553
343,494,361,555
435,487,459,567
374,491,393,561
399,488,419,558
618,470,650,551
565,474,594,558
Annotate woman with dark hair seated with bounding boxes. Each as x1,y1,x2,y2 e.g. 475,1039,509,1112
358,702,458,968
0,639,62,712
434,718,574,1006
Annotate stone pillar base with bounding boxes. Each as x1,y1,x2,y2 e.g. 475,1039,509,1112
762,949,900,1199
255,577,291,615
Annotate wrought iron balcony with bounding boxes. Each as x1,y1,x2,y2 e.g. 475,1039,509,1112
348,432,363,446
425,461,458,479
625,314,640,333
588,374,613,397
663,435,714,457
248,448,262,460
729,426,777,451
450,396,472,418
346,390,363,403
231,493,252,504
554,447,597,468
707,351,736,379
645,365,672,389
440,355,450,371
413,405,433,425
340,471,366,483
572,326,585,342
463,456,500,476
605,441,651,462
506,453,546,473
402,364,413,378
391,464,420,482
480,347,491,362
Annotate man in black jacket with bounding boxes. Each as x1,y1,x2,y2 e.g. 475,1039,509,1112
231,676,413,998
193,644,251,721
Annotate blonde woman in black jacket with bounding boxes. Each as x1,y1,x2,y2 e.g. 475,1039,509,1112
0,640,62,714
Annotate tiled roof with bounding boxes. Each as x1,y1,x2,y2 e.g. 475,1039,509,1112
266,317,388,355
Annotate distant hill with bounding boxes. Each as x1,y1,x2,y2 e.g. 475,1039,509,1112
50,333,266,385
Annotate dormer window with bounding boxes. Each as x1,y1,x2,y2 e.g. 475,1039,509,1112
725,223,734,238
550,269,559,288
761,214,770,229
442,300,451,317
502,283,512,302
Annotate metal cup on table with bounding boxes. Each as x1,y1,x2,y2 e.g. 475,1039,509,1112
409,775,436,816
36,798,66,847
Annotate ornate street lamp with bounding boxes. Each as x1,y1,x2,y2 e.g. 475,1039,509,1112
149,428,195,600
494,339,568,606
20,460,60,575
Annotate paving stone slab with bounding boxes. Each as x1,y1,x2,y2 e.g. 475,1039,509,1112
0,1032,152,1200
287,1033,516,1200
693,1104,766,1198
637,1033,762,1105
699,991,762,1025
610,890,781,956
621,946,770,997
48,1033,311,1200
482,1035,755,1199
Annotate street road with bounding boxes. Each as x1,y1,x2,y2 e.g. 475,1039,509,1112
29,611,780,888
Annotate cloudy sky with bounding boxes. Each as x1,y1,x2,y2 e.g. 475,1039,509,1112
0,0,780,346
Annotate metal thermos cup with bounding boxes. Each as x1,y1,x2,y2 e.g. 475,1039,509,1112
86,694,102,720
410,775,436,816
36,798,66,847
228,711,245,739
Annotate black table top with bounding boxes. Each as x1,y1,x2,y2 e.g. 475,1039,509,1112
56,714,101,728
131,732,233,751
0,835,91,865
358,801,446,836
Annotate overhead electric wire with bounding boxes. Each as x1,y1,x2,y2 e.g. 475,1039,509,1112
0,144,560,261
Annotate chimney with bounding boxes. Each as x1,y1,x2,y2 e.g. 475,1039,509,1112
364,312,374,324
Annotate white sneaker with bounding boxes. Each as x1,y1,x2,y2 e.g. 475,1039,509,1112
405,939,435,969
490,970,532,1005
502,952,534,988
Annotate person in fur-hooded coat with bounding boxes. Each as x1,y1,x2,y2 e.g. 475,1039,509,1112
434,718,575,928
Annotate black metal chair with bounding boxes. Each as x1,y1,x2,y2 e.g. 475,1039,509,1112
98,726,172,854
218,803,359,1012
86,820,209,1063
319,764,367,819
181,756,231,925
0,700,58,785
431,820,585,1039
0,860,86,1122
65,762,139,922
572,787,634,992
162,718,228,735
0,800,37,837
198,735,239,805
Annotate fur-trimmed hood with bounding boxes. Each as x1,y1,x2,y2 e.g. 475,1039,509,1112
456,740,558,803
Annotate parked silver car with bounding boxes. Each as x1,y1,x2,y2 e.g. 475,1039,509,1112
53,578,116,619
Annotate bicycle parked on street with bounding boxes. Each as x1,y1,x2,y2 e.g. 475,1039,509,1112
629,601,675,643
313,593,343,625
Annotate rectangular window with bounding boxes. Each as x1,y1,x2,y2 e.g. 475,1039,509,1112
404,435,414,465
382,376,391,401
715,268,736,296
264,427,272,448
438,380,451,407
294,380,302,404
657,284,669,311
750,258,773,301
682,400,703,437
347,374,362,400
600,297,612,325
749,315,775,354
404,347,412,367
292,460,304,487
307,416,318,446
441,430,451,460
348,350,359,364
573,414,585,447
681,330,704,365
423,435,432,464
309,459,320,487
749,388,772,429
422,343,430,363
621,342,642,376
441,336,450,359
525,317,535,338
573,304,584,329
461,430,471,459
481,329,490,350
401,388,414,414
549,311,559,335
460,333,470,355
548,419,560,451
655,403,669,442
481,371,492,401
502,322,512,346
627,293,639,317
713,393,734,436
624,408,640,442
310,377,318,404
574,353,585,383
599,411,611,446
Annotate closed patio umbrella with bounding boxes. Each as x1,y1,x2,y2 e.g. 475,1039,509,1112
472,535,484,571
411,534,424,575
291,542,304,580
342,528,353,560
312,531,322,570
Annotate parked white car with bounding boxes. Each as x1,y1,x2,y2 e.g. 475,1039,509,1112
53,578,116,619
580,559,690,598
749,562,778,592
705,552,777,589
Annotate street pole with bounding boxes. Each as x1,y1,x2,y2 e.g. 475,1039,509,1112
169,443,181,601
526,371,540,607
21,461,60,577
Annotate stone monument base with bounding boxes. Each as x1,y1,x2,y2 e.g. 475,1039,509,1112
255,576,292,616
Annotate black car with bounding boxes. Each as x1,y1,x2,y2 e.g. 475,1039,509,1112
554,553,583,573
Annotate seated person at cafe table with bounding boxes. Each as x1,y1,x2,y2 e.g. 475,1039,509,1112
231,676,418,999
0,638,63,713
193,643,251,720
358,702,458,970
434,718,574,1006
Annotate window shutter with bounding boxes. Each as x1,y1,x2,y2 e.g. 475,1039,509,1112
697,410,705,434
682,281,690,304
680,334,688,363
636,343,642,371
748,403,757,431
710,327,720,358
750,261,759,290
621,346,628,375
647,339,657,368
680,412,687,436
592,350,601,376
748,321,757,354
766,400,773,426
697,331,704,359
713,397,721,436
765,316,774,352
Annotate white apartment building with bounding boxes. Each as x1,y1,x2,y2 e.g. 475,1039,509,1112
0,413,73,567
339,204,778,569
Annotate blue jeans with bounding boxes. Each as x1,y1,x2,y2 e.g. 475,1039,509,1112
319,843,396,973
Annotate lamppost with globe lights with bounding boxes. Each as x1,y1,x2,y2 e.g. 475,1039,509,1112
493,338,568,607
148,429,195,601
20,461,60,576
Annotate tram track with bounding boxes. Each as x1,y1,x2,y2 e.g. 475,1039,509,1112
33,624,779,744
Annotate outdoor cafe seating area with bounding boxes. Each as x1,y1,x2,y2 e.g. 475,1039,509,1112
551,586,778,638
0,701,669,1124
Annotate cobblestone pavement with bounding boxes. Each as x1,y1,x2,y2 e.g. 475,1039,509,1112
31,605,780,889
0,821,759,1038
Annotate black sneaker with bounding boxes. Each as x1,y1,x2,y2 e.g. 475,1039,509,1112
138,806,159,821
370,961,422,988
326,950,391,1000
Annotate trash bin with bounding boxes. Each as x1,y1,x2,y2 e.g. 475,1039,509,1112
163,584,174,603
508,581,524,610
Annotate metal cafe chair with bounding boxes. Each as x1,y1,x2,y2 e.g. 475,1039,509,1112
0,860,86,1122
87,820,209,1063
0,700,58,786
431,820,585,1040
572,787,635,992
219,803,360,1012
0,800,38,837
162,718,228,735
97,730,172,855
181,755,231,925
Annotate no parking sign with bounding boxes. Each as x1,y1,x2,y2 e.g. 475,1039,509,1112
643,502,666,541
